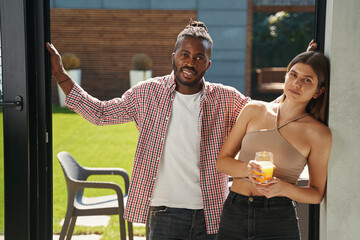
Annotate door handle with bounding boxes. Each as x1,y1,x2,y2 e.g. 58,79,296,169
0,95,23,111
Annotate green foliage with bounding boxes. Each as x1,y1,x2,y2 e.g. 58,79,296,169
132,53,153,70
61,53,81,70
252,11,315,69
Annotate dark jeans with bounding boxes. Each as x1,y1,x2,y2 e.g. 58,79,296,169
217,191,300,240
149,206,217,240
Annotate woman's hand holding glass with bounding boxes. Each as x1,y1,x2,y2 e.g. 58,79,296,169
247,151,276,185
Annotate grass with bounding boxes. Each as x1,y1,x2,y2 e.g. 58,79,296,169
0,110,146,238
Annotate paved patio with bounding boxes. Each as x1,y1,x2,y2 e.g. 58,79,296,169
53,215,145,239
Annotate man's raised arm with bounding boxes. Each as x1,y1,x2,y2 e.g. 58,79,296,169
46,42,74,95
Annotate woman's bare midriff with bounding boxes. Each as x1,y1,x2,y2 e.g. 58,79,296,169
230,178,265,196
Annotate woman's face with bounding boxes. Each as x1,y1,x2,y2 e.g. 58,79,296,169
284,63,324,103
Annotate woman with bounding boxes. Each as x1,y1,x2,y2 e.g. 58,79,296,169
216,51,332,240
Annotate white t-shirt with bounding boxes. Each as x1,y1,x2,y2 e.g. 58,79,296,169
150,90,203,209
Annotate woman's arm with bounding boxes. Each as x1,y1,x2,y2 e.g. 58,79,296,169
294,125,332,203
217,102,262,177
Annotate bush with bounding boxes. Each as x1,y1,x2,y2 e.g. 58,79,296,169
132,53,153,70
62,53,81,70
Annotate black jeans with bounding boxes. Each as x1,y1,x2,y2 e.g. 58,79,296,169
217,191,300,240
149,206,217,240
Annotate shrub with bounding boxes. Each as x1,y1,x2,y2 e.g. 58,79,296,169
62,53,81,70
132,53,153,70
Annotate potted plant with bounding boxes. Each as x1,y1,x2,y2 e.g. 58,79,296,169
58,53,82,107
129,53,153,87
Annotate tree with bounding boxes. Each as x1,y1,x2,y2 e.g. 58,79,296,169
252,11,315,69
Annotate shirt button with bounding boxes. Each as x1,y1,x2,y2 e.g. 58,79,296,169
249,197,254,202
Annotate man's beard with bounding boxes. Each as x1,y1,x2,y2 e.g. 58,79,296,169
172,61,206,87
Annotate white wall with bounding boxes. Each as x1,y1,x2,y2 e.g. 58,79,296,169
322,0,360,239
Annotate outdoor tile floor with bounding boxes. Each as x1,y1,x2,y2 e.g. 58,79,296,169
53,215,146,239
52,234,102,240
60,215,111,227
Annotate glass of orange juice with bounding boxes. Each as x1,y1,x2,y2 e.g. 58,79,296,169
253,151,275,184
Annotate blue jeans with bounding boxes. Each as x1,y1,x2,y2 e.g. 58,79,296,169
217,191,300,240
149,206,217,240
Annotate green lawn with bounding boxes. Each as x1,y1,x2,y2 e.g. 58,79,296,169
0,112,145,238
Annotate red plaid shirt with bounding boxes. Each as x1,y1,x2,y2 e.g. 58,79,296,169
66,72,250,234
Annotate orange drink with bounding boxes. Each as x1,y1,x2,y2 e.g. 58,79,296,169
253,151,275,184
254,161,275,183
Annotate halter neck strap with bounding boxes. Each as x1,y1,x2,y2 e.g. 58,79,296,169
276,106,309,130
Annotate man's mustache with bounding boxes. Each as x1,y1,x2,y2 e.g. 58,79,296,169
181,66,197,74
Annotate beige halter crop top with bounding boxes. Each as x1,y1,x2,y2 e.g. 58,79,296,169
238,107,308,185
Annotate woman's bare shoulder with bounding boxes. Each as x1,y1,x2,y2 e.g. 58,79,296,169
244,100,278,115
305,117,332,144
245,100,274,111
238,101,277,125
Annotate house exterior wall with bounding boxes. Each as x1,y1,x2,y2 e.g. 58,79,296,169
49,0,249,102
50,9,196,102
197,1,248,91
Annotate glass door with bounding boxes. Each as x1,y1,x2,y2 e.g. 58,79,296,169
1,0,29,238
0,0,52,239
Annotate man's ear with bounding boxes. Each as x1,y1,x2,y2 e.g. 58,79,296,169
313,86,325,99
206,60,212,71
171,52,175,63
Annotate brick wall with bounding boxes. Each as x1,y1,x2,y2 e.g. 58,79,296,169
50,9,196,103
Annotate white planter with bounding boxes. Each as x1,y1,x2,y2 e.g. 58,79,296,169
58,69,82,107
129,70,152,87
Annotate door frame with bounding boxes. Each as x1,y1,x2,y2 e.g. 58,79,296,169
309,1,327,239
1,0,52,239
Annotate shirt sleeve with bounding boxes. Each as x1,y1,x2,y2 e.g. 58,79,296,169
234,89,251,115
65,83,135,126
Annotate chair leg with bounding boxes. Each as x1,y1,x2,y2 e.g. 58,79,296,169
59,212,72,240
66,216,77,240
146,211,150,240
127,221,133,240
118,214,127,240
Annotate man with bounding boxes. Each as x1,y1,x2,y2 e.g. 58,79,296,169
47,20,250,239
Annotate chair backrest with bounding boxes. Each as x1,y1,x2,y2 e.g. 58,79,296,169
57,151,88,181
58,151,89,201
256,67,287,84
255,67,286,93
